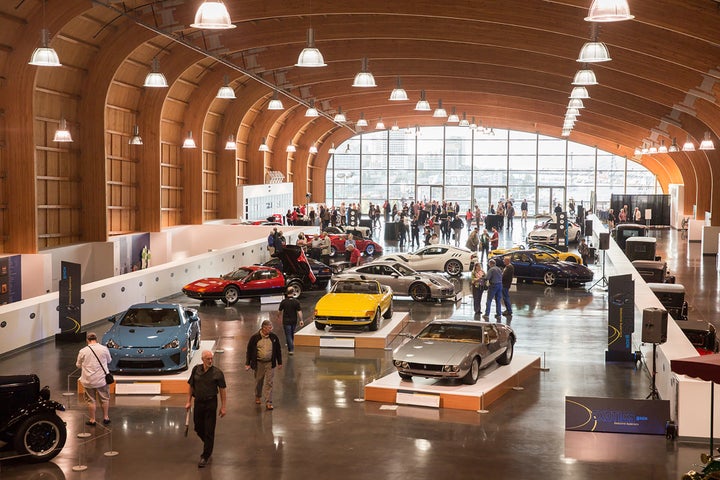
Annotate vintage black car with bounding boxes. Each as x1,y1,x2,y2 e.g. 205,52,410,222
0,375,66,462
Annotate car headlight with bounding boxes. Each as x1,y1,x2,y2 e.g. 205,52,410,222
364,310,375,318
162,338,180,349
393,360,409,368
106,339,120,349
442,365,460,372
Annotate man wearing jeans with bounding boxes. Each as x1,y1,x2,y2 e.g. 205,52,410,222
245,320,283,410
483,259,503,320
278,291,303,355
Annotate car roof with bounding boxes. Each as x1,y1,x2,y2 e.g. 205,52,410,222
128,302,180,310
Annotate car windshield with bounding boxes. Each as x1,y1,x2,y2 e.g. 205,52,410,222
417,323,484,342
533,254,559,264
334,281,379,294
221,268,252,280
120,308,181,327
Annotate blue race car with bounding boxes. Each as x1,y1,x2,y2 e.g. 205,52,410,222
493,250,594,287
102,303,201,373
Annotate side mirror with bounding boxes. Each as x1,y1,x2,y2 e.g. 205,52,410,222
108,315,117,323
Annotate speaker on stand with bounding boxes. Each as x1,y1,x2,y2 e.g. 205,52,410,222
589,232,610,291
643,307,668,400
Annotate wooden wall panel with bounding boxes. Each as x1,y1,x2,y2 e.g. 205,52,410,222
160,142,183,228
203,150,218,221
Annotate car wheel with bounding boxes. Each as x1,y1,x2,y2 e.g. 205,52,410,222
330,246,337,257
462,357,481,385
183,340,192,371
574,231,581,243
13,413,66,462
409,283,430,302
285,281,302,299
222,285,240,305
497,337,515,365
368,308,381,331
444,259,463,276
399,373,413,381
543,271,557,286
314,321,325,330
383,301,393,319
365,244,375,255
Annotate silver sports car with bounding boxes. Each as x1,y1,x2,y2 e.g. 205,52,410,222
393,320,515,385
333,261,457,302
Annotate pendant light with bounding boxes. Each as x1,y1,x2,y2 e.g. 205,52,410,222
259,137,270,152
128,125,143,145
569,86,590,99
144,58,168,88
286,144,296,153
585,0,634,22
391,122,400,131
658,140,668,154
415,90,431,111
216,75,235,99
699,132,715,151
28,1,61,67
333,107,347,123
682,136,696,152
352,58,376,88
296,28,327,67
191,1,236,29
433,99,447,118
389,77,409,101
375,118,385,130
309,145,318,154
305,100,319,117
356,113,368,127
53,117,73,143
668,138,679,153
568,98,585,109
577,41,611,63
447,107,460,123
268,91,284,110
328,143,336,155
572,67,598,86
182,131,196,149
225,134,236,150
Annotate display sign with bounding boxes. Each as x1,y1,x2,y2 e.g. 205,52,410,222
565,396,670,435
556,211,567,246
56,261,84,342
0,255,21,304
606,274,635,362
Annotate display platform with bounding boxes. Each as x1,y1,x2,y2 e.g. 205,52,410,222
78,340,215,395
364,354,541,411
294,312,409,349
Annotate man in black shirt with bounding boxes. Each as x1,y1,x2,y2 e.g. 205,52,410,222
278,292,303,355
501,256,514,318
186,350,227,468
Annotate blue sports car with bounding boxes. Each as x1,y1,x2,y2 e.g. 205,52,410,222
493,250,594,287
102,303,201,373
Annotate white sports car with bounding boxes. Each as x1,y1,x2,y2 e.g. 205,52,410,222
381,245,477,276
527,216,582,245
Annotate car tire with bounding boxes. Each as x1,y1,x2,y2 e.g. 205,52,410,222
399,373,413,381
222,285,240,305
13,413,67,462
369,308,381,331
383,301,393,319
330,246,337,257
285,281,302,299
462,357,481,385
365,244,375,255
574,231,581,243
543,271,557,286
409,283,430,302
497,337,515,365
315,321,325,330
444,259,463,276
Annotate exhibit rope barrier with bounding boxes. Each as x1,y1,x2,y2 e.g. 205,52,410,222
539,351,550,372
63,367,81,397
73,414,120,471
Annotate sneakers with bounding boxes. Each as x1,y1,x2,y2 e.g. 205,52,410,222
502,311,512,317
482,315,489,320
85,420,97,426
102,418,111,425
198,457,208,468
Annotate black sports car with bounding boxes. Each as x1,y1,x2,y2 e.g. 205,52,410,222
263,256,332,288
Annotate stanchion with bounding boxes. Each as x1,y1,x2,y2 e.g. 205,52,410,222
77,415,92,439
539,351,550,372
477,392,489,414
63,368,80,397
512,372,525,391
72,429,88,471
353,378,365,403
102,423,119,457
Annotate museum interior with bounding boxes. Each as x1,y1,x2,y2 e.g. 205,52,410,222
2,1,720,479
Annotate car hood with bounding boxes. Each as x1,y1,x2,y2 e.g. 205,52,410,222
103,325,183,348
395,339,477,364
315,293,382,315
184,277,226,289
554,261,592,274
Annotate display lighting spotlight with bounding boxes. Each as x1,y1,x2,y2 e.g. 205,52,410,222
191,1,236,29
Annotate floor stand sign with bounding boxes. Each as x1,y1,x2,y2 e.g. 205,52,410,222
56,261,84,342
605,274,637,362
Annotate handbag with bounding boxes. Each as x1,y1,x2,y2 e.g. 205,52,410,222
88,345,114,385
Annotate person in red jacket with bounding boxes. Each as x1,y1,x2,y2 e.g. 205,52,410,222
347,244,362,266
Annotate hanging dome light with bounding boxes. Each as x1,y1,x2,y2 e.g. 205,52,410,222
389,77,409,101
268,91,284,110
682,136,696,152
128,125,143,145
577,41,611,63
216,75,236,99
225,134,236,150
572,68,598,86
295,28,327,67
144,58,168,88
356,113,368,127
433,99,447,118
29,29,61,67
305,100,319,117
568,98,585,109
375,118,385,130
259,137,270,152
328,143,336,154
415,90,431,111
447,107,460,123
53,117,73,143
352,58,376,88
182,131,196,149
569,86,590,99
191,1,236,29
585,0,634,22
699,131,715,151
333,107,347,123
309,145,318,154
286,144,296,153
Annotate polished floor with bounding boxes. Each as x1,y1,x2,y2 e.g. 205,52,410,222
0,221,716,479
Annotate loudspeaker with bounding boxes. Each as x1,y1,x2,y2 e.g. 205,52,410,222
584,219,593,237
348,209,358,226
556,211,567,245
641,307,668,344
598,232,610,250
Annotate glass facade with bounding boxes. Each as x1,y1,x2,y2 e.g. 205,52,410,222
325,127,659,215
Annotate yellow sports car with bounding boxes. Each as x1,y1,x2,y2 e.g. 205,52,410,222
313,279,394,331
489,243,583,264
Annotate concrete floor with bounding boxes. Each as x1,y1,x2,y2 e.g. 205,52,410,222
0,222,714,479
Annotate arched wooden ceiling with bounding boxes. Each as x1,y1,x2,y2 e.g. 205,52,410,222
1,0,719,252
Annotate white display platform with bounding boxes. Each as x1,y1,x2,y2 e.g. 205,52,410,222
364,354,541,411
294,312,409,349
78,340,215,395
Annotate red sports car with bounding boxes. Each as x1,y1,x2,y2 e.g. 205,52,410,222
182,265,286,305
306,233,383,257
